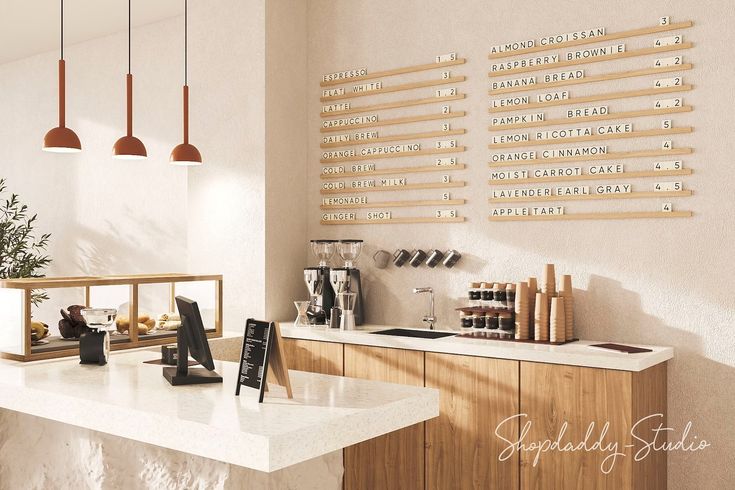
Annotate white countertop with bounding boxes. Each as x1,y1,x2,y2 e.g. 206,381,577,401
0,350,438,472
279,324,673,372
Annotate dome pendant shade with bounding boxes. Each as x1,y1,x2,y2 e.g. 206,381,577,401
170,85,202,166
43,59,81,153
113,74,147,159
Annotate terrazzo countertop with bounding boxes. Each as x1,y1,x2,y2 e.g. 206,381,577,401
0,350,438,472
279,324,673,372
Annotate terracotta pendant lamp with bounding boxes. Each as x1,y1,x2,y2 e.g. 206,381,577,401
43,0,81,153
170,0,202,166
113,0,147,159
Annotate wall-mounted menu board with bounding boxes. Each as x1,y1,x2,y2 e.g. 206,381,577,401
487,17,694,222
319,54,469,226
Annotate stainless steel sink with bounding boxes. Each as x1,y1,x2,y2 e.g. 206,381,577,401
371,328,456,339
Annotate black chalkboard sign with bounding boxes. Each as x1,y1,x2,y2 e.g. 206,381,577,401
235,319,275,402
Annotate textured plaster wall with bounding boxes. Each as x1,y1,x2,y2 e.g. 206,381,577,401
305,1,735,488
0,409,343,490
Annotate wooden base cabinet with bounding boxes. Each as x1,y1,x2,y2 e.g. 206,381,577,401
282,338,343,375
425,353,520,490
344,345,425,490
519,362,667,490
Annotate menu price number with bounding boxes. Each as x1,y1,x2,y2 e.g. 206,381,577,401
441,192,451,200
436,157,457,166
654,56,683,67
442,123,451,131
662,202,673,212
441,105,451,114
435,209,457,218
435,140,457,149
654,181,683,192
441,71,451,79
659,16,671,26
655,98,682,109
654,160,683,171
436,87,457,97
654,35,683,47
441,175,451,183
436,52,457,63
662,119,673,129
662,140,673,150
654,76,682,88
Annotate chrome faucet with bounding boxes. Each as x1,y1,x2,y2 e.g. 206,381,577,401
413,287,436,330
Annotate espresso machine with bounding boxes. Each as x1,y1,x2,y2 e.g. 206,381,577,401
304,239,337,324
330,239,364,325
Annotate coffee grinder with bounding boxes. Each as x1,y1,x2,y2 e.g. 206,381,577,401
304,239,337,324
336,239,365,325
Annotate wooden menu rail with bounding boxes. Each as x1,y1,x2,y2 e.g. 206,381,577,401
490,63,693,95
322,94,465,118
321,76,466,102
489,190,692,204
320,58,466,87
489,168,692,185
321,163,466,180
489,126,693,149
320,181,465,195
489,84,692,113
321,198,465,210
321,129,465,149
489,147,692,167
322,216,465,225
489,106,692,131
488,211,692,221
488,42,693,77
322,146,465,164
488,21,693,59
321,110,466,133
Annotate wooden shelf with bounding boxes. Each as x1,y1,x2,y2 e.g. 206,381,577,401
489,126,692,149
320,58,466,87
0,273,222,289
321,110,466,133
322,146,465,164
489,147,692,167
489,105,692,131
490,190,692,203
321,76,466,102
488,21,693,59
321,198,465,210
489,168,692,185
321,163,466,180
321,129,465,149
322,94,465,118
489,211,692,221
320,181,465,195
322,216,466,225
490,64,693,95
488,42,693,77
489,84,692,114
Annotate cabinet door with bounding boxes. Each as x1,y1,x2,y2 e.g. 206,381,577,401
425,353,520,490
520,362,632,490
344,345,425,490
282,338,343,375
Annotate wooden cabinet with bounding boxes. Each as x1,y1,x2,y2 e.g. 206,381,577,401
282,338,343,375
425,352,520,490
519,362,667,490
343,345,425,490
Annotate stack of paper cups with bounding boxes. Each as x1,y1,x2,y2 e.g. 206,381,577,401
527,277,537,338
559,274,574,341
514,282,530,340
542,264,556,297
534,292,549,341
550,297,566,343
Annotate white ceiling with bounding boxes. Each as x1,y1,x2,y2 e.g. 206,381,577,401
0,0,184,65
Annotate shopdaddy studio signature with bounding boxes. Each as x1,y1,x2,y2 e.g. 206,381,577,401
494,413,710,474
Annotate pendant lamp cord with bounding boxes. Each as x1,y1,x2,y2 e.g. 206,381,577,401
184,0,188,86
60,0,64,60
128,0,131,74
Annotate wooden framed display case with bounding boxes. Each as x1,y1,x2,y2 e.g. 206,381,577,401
0,273,223,362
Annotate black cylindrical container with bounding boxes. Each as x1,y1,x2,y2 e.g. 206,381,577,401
393,249,410,267
425,249,444,268
442,250,461,268
409,249,427,267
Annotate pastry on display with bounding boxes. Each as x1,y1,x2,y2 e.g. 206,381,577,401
59,305,90,339
30,321,50,343
115,314,155,335
157,312,182,330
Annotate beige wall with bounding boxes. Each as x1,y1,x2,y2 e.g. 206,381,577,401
306,0,735,488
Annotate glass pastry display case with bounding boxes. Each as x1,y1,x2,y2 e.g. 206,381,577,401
0,273,223,361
